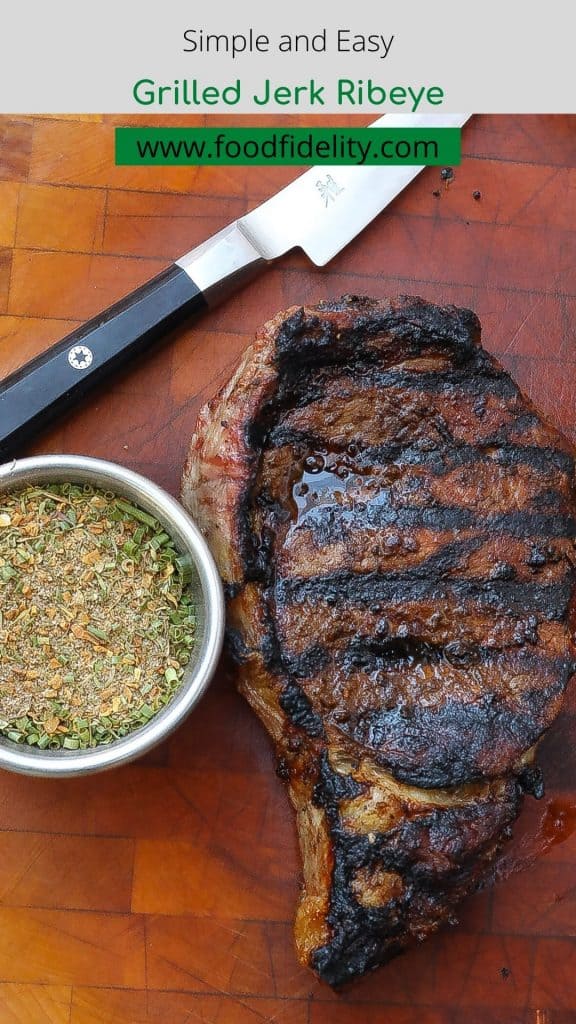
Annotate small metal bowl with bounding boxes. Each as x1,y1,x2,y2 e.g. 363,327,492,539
0,454,224,777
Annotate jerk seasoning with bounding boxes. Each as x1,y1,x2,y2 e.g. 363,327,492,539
0,484,196,750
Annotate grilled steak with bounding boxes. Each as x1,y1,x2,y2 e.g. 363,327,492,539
182,295,576,987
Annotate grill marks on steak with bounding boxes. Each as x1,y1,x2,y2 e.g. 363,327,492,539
256,310,575,786
182,296,576,986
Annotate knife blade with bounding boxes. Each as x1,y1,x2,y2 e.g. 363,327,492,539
0,112,470,461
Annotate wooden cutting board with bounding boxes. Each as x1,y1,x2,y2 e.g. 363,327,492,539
0,113,575,1024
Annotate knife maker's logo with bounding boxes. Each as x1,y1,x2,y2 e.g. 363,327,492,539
68,344,94,371
316,175,345,207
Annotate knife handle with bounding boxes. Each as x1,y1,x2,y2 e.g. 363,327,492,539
0,264,205,461
0,222,266,461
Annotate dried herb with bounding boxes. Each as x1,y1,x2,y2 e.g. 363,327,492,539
0,484,196,750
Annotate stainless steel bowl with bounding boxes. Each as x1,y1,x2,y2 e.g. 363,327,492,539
0,454,225,776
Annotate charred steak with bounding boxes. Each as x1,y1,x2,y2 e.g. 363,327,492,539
182,296,576,987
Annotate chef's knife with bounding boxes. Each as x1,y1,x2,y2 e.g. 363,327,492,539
0,112,470,460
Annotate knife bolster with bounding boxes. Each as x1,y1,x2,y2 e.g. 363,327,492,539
176,222,267,305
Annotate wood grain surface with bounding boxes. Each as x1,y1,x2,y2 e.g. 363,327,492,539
0,113,576,1024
